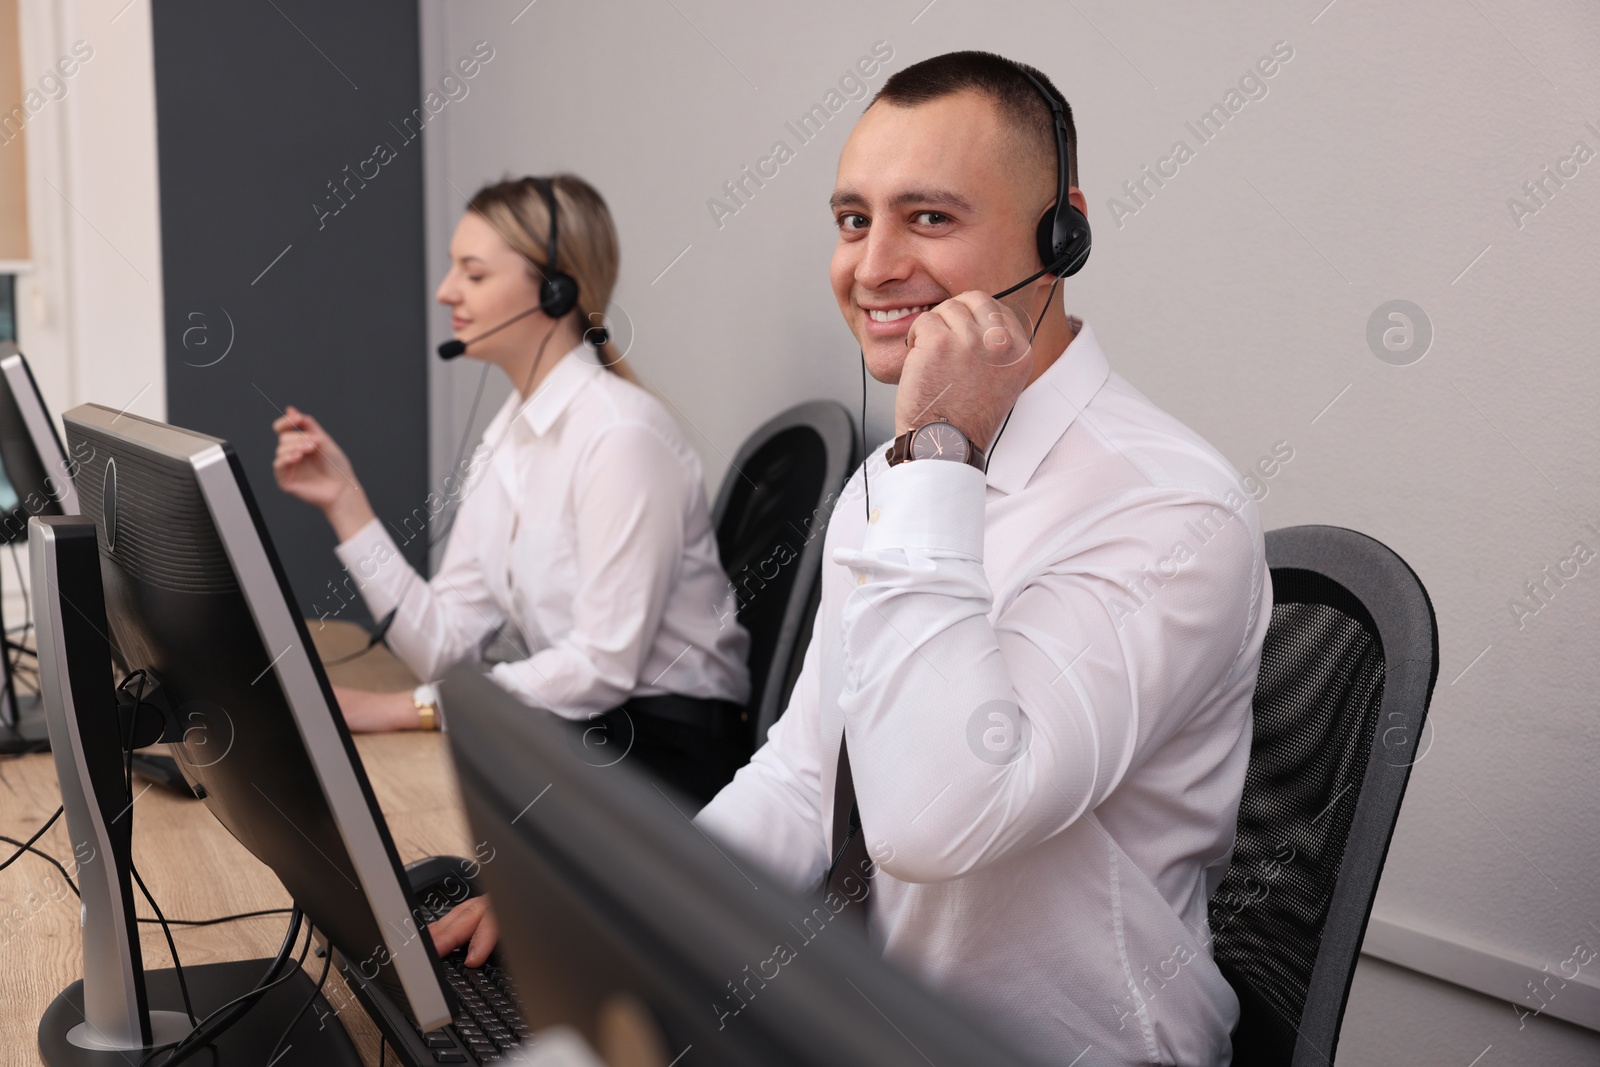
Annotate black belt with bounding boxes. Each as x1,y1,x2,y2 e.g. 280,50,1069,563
614,693,744,732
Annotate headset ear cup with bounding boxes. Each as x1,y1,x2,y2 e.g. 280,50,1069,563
540,272,579,319
1034,211,1058,275
1037,205,1092,279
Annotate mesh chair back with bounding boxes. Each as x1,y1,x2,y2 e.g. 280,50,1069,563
711,401,858,753
1210,526,1438,1066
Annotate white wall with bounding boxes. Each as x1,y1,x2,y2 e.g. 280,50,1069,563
6,0,164,621
15,0,164,421
420,0,1600,1062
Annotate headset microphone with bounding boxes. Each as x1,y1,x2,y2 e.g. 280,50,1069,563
436,304,546,360
437,304,610,359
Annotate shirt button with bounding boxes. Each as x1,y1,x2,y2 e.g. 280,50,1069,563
869,508,881,525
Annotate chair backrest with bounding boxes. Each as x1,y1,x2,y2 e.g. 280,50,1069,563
1209,525,1438,1067
711,401,859,754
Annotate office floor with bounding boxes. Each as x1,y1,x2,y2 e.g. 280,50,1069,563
0,621,457,1065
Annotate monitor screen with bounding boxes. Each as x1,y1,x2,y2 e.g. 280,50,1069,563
0,348,79,541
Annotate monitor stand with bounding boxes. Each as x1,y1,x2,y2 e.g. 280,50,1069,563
40,959,358,1066
30,516,361,1066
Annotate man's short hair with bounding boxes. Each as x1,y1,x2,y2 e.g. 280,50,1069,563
870,51,1077,205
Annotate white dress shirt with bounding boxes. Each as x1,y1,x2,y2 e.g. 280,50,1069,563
335,344,751,719
697,322,1270,1065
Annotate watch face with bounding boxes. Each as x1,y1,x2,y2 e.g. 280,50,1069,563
911,422,970,462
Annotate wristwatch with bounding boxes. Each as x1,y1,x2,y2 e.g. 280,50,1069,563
413,683,440,732
885,419,986,471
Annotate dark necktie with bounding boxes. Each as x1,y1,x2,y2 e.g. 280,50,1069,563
823,736,873,929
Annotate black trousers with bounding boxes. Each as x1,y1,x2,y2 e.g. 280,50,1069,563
564,695,748,807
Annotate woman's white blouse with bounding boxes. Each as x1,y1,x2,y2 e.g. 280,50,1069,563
334,344,751,719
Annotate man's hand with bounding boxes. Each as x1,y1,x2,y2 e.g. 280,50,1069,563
332,686,422,732
896,291,1035,451
430,895,499,968
271,406,376,541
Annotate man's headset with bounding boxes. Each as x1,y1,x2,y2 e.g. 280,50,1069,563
436,176,605,360
857,64,1091,521
996,66,1092,297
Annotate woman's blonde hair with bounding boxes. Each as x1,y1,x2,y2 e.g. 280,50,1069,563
466,174,635,382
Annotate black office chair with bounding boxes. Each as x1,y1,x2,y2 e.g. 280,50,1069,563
1210,525,1439,1066
711,401,859,755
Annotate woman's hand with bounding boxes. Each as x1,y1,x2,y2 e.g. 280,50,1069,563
272,406,375,540
430,894,499,967
332,686,422,732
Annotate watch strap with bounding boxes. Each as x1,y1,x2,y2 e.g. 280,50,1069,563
413,684,440,731
884,423,986,471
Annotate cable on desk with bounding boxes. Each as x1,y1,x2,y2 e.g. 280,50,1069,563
0,834,293,930
139,906,296,927
266,925,333,1067
0,830,80,896
137,907,308,1067
8,682,323,1059
0,804,62,874
4,816,295,922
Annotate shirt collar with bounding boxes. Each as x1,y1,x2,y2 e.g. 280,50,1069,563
983,319,1111,496
513,342,602,437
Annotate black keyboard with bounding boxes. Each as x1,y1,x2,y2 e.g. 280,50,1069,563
428,948,533,1061
338,855,533,1066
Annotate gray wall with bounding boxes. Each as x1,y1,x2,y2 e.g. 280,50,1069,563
154,0,430,624
418,1,1600,1061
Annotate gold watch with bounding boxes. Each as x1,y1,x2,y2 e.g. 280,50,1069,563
413,683,440,731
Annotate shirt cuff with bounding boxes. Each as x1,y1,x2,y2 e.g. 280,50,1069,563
487,660,558,716
860,458,986,559
332,517,408,618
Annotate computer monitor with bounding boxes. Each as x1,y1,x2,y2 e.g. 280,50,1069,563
0,347,80,750
56,401,453,1032
0,346,80,527
440,664,1051,1067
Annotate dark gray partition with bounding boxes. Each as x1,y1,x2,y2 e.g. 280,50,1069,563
152,0,428,623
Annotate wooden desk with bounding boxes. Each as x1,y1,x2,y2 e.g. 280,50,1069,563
0,621,460,1065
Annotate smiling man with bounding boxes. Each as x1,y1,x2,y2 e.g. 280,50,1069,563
430,48,1272,1065
693,52,1272,1064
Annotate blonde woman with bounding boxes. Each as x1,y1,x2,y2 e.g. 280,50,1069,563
272,174,751,803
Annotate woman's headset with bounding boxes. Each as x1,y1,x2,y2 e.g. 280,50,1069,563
529,176,579,318
436,175,606,359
